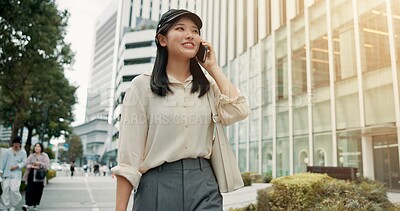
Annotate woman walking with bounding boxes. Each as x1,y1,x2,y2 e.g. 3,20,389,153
112,9,249,211
22,143,50,211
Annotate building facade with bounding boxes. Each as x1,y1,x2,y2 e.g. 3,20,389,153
73,2,118,167
103,0,400,191
209,0,400,191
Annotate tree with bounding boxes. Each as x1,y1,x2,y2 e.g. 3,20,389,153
59,134,83,163
44,147,55,160
0,0,74,145
23,68,76,154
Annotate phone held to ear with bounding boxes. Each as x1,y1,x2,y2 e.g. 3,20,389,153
196,43,208,63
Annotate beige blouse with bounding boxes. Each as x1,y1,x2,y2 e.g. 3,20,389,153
111,72,249,188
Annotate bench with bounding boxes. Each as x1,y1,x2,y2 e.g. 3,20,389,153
307,166,358,180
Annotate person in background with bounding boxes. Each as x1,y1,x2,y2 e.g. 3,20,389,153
93,163,100,176
0,136,27,211
112,9,249,211
70,161,75,178
101,164,108,176
22,143,50,211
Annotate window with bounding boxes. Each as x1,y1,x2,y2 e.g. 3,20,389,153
124,57,153,65
125,41,154,49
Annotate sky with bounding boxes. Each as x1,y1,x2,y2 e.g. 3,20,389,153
56,0,114,126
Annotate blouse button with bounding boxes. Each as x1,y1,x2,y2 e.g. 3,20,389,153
185,145,188,149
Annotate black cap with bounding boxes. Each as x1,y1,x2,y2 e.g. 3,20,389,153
12,136,22,144
156,9,202,34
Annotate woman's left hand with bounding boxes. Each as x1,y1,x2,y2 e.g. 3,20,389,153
198,40,220,74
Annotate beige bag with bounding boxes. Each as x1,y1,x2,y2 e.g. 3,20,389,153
207,90,244,193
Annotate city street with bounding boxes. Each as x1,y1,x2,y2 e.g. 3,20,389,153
30,174,118,211
14,173,400,210
20,173,267,211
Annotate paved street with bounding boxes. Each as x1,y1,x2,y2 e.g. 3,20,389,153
33,174,117,211
16,173,400,210
18,173,269,211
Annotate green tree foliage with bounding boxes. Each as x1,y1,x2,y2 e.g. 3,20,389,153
59,134,83,163
44,147,55,159
0,0,75,146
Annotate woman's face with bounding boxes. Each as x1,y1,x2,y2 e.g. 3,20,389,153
34,144,41,153
160,17,201,60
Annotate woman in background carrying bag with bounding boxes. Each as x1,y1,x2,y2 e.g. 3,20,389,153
22,143,50,211
112,8,249,211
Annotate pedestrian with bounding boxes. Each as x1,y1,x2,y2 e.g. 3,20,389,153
22,143,50,211
0,136,27,211
111,9,249,211
101,164,108,176
93,163,99,176
70,161,75,178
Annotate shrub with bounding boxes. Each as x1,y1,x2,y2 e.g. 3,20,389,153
47,169,56,181
242,172,253,186
254,173,399,211
227,203,257,211
263,172,273,183
257,186,273,211
315,178,393,211
267,172,333,210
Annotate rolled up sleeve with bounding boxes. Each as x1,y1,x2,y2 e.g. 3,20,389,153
111,80,148,189
209,77,250,126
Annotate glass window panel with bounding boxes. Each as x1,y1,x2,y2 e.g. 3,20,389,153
293,106,308,135
313,92,332,132
309,1,329,88
239,51,249,83
394,1,400,92
337,131,363,175
291,14,307,95
359,3,391,72
249,141,259,172
277,138,290,177
262,113,273,140
313,133,333,166
359,3,396,125
294,135,309,173
238,119,247,144
276,26,288,100
250,108,259,142
276,109,289,138
262,139,273,175
358,0,386,15
332,0,357,80
238,142,247,172
228,124,236,148
310,1,332,134
262,37,273,106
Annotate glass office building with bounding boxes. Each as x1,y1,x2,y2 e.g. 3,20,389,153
208,0,400,191
105,0,399,191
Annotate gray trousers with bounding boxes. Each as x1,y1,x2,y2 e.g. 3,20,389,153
133,158,223,211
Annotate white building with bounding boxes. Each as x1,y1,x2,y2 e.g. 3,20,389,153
73,2,118,167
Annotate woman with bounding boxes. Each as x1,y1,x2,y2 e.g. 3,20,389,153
111,9,249,211
22,143,50,211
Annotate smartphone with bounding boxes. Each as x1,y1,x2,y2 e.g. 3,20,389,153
196,43,208,63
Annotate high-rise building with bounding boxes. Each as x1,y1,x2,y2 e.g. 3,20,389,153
73,2,118,167
202,0,400,191
102,0,400,192
103,0,201,166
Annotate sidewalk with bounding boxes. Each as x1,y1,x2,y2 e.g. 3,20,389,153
14,175,400,210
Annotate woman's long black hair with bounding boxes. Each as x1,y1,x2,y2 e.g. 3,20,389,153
150,17,210,97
